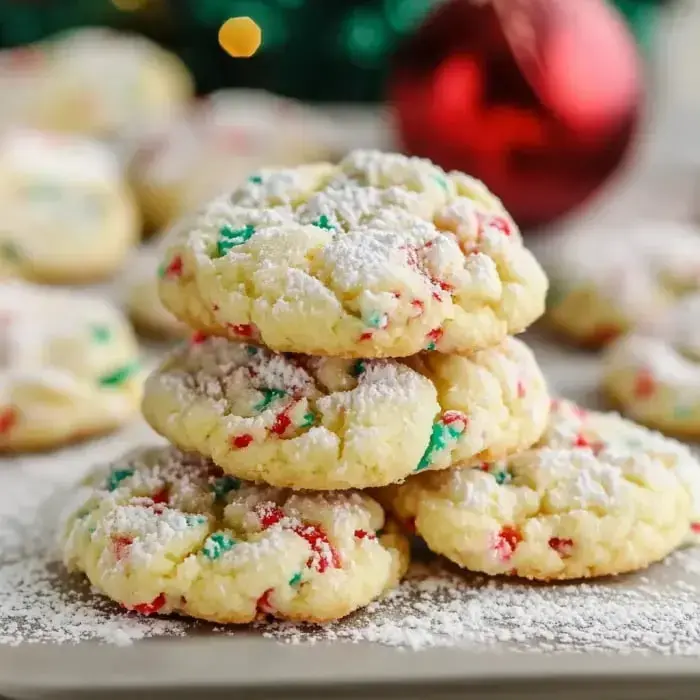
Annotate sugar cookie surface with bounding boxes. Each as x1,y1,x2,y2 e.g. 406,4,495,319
602,293,700,438
130,90,330,231
142,335,549,490
63,446,409,623
380,400,700,580
542,222,700,347
158,150,548,358
0,282,144,451
0,128,139,283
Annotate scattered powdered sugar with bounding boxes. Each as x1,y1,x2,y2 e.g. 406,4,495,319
4,418,700,652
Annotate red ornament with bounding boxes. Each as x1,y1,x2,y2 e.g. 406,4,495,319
390,0,642,228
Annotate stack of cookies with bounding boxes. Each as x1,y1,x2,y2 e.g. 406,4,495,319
63,151,700,626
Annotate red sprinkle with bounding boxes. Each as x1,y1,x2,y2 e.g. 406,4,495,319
256,589,275,615
112,536,133,561
691,523,700,534
293,523,342,572
151,487,169,505
634,369,656,399
191,331,208,344
392,291,402,299
131,593,166,616
494,526,522,561
228,323,255,338
478,212,512,238
359,331,373,341
163,255,183,278
411,299,425,317
232,433,254,449
426,328,443,343
0,407,17,434
443,410,468,426
354,529,377,541
271,411,292,436
548,537,574,557
573,405,588,420
479,462,490,472
258,504,285,529
517,381,526,399
437,279,454,292
573,433,590,448
432,291,443,302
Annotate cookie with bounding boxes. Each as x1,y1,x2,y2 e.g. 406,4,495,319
141,335,549,490
0,46,48,131
0,282,144,452
602,293,700,438
26,27,192,136
379,399,700,580
123,219,190,340
63,446,410,624
130,90,330,232
0,129,139,283
158,150,548,358
541,221,700,348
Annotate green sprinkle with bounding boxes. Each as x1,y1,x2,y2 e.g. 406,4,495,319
426,342,436,351
216,224,255,257
186,515,208,526
248,175,263,184
434,174,449,191
254,388,287,412
350,360,366,378
0,241,21,261
299,411,315,428
87,526,96,534
312,215,335,231
106,468,134,492
415,416,465,472
246,345,259,356
211,476,241,500
674,405,695,419
376,528,384,537
99,362,141,387
446,425,463,440
367,312,386,329
90,325,111,343
494,470,510,486
157,263,166,278
288,572,303,587
203,532,236,560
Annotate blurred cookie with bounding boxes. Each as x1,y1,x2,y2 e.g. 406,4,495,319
0,128,139,283
602,293,700,437
0,282,144,452
123,218,189,339
63,446,410,623
129,90,330,232
379,400,700,580
542,222,700,348
25,27,192,137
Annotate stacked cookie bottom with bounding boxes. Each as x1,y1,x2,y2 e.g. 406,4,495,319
62,151,700,625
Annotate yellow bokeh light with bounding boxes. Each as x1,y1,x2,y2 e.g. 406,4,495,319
218,17,262,58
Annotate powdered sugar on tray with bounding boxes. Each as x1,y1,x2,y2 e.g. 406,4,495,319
3,415,700,653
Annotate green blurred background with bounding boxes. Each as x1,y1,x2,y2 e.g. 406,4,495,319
0,0,669,102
